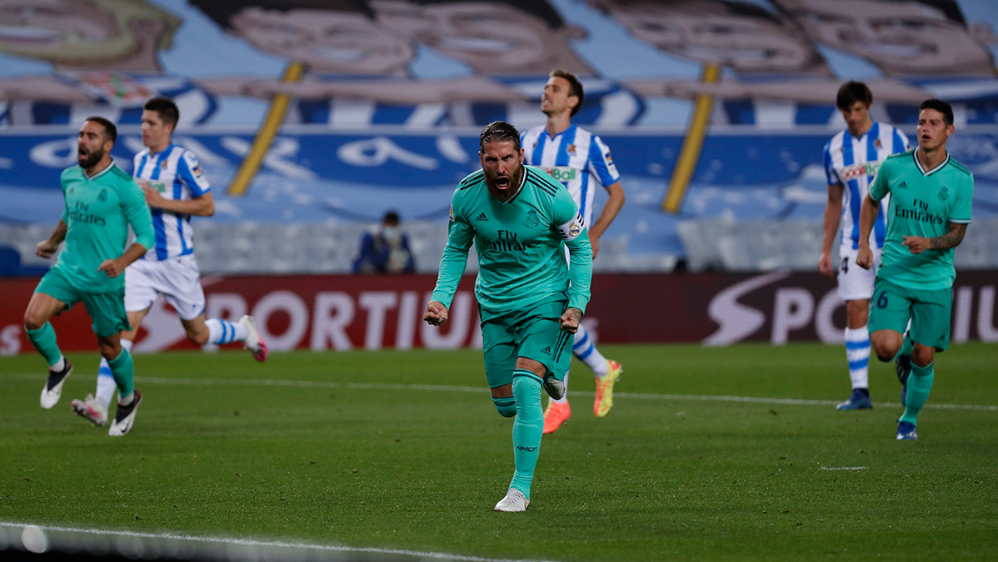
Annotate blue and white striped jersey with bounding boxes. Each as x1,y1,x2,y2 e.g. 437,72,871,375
132,144,211,261
520,123,621,226
824,122,909,250
1,71,216,127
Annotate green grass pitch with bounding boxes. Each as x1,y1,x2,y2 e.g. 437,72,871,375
1,342,996,561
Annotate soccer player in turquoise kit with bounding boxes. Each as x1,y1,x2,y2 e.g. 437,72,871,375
424,121,593,512
857,99,973,441
71,96,267,428
23,116,155,437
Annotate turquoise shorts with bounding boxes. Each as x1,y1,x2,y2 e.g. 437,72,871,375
36,267,130,338
480,300,574,389
868,277,951,351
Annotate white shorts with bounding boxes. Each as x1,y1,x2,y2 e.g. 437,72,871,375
124,255,206,320
837,245,880,302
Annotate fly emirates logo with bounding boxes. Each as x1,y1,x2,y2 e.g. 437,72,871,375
487,230,539,253
895,198,946,225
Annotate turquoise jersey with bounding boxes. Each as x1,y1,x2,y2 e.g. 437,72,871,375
54,162,155,293
432,165,593,320
869,149,973,290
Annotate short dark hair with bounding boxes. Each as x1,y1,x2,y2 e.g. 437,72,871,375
835,81,872,110
144,96,180,128
189,0,373,30
84,116,117,145
383,210,400,225
479,121,521,151
550,69,585,117
920,98,954,125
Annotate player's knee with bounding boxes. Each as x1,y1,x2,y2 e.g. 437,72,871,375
871,342,896,363
493,397,517,418
23,314,44,331
97,343,118,361
912,347,935,368
870,335,899,362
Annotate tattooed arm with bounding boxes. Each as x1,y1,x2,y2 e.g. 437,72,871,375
901,222,968,254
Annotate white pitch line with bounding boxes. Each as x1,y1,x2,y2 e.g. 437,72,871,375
0,522,556,562
4,373,997,411
819,466,869,471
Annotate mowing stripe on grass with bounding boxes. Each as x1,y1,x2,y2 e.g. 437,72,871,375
6,373,997,411
0,522,555,562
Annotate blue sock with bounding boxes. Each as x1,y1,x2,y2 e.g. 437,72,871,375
509,370,543,499
572,324,608,377
845,327,870,390
206,318,249,345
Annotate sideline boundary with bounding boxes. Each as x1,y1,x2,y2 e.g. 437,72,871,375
0,522,551,562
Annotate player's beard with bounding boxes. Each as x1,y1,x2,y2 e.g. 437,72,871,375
485,165,523,202
78,146,104,170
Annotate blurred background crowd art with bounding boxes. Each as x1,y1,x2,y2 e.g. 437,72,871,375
1,0,995,277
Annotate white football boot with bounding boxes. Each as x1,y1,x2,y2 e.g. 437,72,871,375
108,390,143,437
71,393,109,426
494,489,529,512
239,315,268,362
40,359,73,409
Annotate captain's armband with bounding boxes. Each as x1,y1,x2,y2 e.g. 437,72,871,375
557,213,586,242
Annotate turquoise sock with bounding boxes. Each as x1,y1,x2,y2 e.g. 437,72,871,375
900,362,934,425
509,370,543,499
893,333,913,362
107,347,135,398
25,322,62,366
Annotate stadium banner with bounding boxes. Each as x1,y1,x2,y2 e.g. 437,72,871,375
1,271,996,356
3,130,997,261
